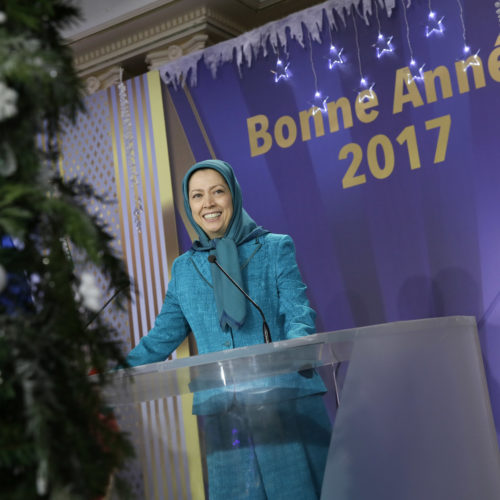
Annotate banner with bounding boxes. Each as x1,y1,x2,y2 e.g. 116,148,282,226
160,0,500,442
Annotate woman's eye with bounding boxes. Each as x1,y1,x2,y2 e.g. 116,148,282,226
192,193,202,199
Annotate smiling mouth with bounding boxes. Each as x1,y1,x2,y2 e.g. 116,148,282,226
203,212,221,220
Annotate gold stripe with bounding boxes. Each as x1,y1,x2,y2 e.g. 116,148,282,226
144,72,179,497
153,399,171,499
147,71,205,499
57,133,65,178
146,401,160,499
147,71,180,276
183,84,216,160
172,395,187,499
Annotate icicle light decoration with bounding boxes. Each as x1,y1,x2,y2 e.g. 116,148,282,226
161,0,400,88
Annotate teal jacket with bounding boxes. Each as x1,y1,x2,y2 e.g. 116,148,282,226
126,233,325,414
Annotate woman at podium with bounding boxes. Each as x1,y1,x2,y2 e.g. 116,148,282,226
125,159,330,499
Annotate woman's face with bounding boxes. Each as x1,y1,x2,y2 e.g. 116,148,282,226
188,169,233,239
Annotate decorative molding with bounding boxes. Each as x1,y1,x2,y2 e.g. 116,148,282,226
72,7,244,79
145,34,209,71
84,66,124,95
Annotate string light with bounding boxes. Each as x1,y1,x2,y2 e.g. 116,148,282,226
265,1,477,107
359,82,376,103
463,49,481,69
425,1,445,37
456,0,480,69
311,90,329,114
327,23,345,69
352,6,375,102
328,45,344,69
373,1,394,58
307,32,328,114
401,0,426,83
407,60,426,83
271,45,291,82
374,33,394,58
271,58,291,82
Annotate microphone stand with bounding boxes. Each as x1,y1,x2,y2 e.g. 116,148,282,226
208,255,272,343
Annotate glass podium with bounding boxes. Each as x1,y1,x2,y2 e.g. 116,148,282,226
104,316,500,500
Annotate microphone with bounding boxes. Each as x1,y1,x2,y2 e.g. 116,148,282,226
208,254,272,343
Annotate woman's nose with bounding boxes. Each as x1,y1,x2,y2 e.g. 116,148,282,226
203,194,215,207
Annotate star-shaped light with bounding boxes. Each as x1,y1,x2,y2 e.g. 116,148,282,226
310,91,329,115
425,11,444,37
406,59,426,84
462,48,481,70
373,33,394,58
271,58,291,82
356,79,376,103
328,45,344,69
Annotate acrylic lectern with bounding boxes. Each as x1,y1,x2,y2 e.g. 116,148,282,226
104,316,500,500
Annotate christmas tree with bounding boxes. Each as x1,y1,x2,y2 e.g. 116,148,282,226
0,1,134,498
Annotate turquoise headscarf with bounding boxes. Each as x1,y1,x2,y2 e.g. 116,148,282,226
182,159,268,330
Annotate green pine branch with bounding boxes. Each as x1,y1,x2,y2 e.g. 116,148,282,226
0,1,136,498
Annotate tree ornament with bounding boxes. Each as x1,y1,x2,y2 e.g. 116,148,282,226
0,81,18,121
78,272,102,312
0,142,17,176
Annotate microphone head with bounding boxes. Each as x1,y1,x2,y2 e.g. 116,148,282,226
207,255,216,263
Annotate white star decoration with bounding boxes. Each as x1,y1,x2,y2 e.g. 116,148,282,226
373,33,394,58
328,45,344,69
356,80,376,103
407,60,426,84
462,49,481,70
271,58,291,82
310,91,329,114
425,11,444,37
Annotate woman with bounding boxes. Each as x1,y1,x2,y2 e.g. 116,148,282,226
126,159,331,499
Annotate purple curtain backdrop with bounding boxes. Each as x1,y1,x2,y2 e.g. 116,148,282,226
161,0,500,443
